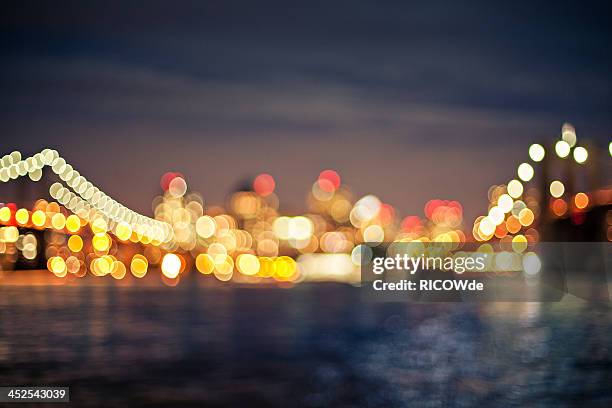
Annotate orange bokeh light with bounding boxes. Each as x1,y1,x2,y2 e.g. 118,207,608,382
574,192,589,210
551,198,567,217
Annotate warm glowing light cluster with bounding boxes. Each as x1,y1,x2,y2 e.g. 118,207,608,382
554,123,590,164
1,125,610,285
1,149,173,245
472,123,610,247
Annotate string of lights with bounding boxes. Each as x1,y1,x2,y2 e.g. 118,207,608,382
1,149,173,244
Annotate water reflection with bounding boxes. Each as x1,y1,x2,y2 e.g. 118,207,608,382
0,282,610,407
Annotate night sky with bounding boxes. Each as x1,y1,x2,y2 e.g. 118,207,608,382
1,1,611,221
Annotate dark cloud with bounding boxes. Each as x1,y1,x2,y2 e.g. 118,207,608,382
1,1,611,220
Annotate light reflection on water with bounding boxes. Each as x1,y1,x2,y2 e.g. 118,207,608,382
0,282,610,407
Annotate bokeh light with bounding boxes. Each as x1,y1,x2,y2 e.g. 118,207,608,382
318,170,341,192
573,146,588,164
574,193,589,210
550,180,565,198
51,213,66,230
236,253,260,276
15,208,29,225
0,207,11,222
65,214,81,233
507,180,523,199
561,123,577,147
253,173,275,197
130,254,148,278
196,253,215,274
161,253,182,278
517,163,534,182
67,235,83,252
555,140,570,158
528,144,545,162
31,210,46,227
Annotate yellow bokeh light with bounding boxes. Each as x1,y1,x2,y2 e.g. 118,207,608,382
507,179,523,198
161,253,182,279
15,208,29,225
68,235,84,252
258,257,274,277
518,208,534,227
51,213,66,230
111,261,127,280
130,255,148,278
195,253,215,274
65,214,81,233
0,207,11,223
31,210,46,227
528,144,545,162
214,254,234,276
512,235,528,253
49,256,67,276
115,221,132,241
236,253,260,276
96,256,113,275
92,233,111,252
274,256,297,280
550,180,565,198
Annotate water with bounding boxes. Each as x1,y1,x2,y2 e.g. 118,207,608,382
0,282,611,407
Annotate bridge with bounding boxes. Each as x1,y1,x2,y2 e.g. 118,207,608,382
0,124,610,285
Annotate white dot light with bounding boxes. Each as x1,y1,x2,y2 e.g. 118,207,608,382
528,144,545,162
573,146,588,164
555,140,570,158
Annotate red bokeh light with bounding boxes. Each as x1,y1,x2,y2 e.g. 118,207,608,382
318,170,341,192
0,202,18,226
379,203,395,225
160,172,183,191
551,198,567,217
424,199,463,220
253,173,276,196
424,199,443,219
401,215,421,232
